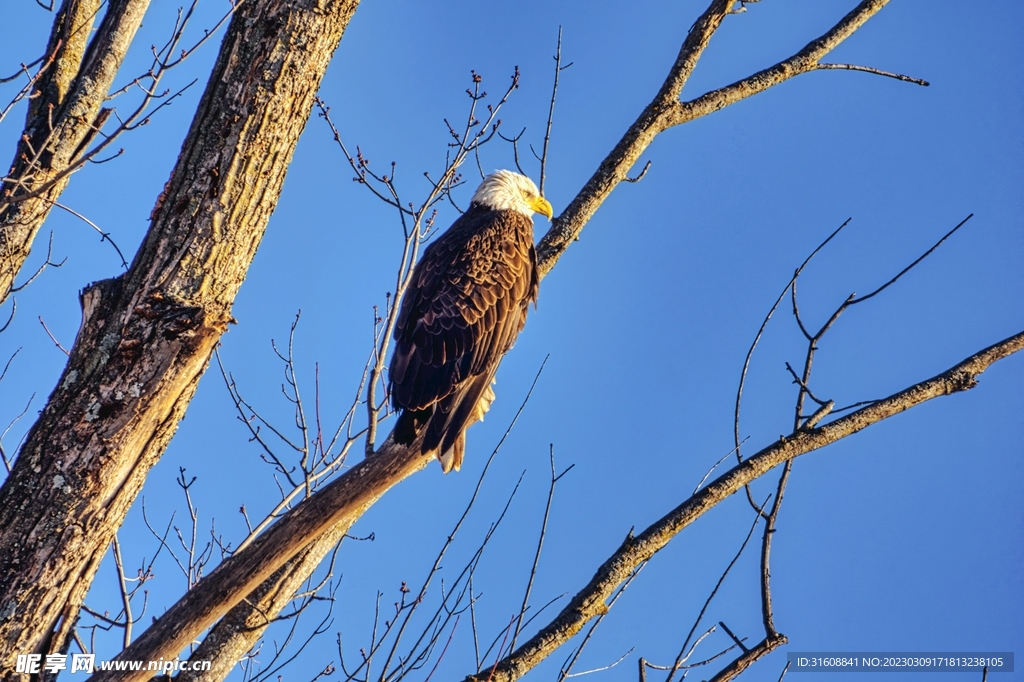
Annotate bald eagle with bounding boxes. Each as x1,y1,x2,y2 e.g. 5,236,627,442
389,170,553,473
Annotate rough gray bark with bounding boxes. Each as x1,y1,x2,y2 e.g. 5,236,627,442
0,0,361,667
0,0,150,304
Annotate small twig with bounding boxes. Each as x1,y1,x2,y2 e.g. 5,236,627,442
511,444,572,651
469,573,482,670
365,304,383,455
0,54,47,83
717,622,747,654
558,561,645,681
515,593,567,639
0,299,15,333
759,463,787,637
73,630,89,656
735,218,851,456
11,232,66,293
498,128,527,177
850,214,972,306
0,390,34,474
111,535,133,648
486,616,517,682
665,496,767,682
563,647,634,678
640,627,738,674
783,362,828,406
814,62,929,86
52,201,129,268
80,605,126,629
734,218,851,516
694,438,748,494
623,160,651,183
829,399,878,414
539,26,570,196
37,315,69,355
422,616,458,682
141,502,186,581
790,277,813,341
0,348,20,383
704,632,786,682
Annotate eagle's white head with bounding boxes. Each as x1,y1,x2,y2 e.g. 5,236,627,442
470,170,554,220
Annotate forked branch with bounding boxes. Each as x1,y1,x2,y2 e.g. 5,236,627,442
535,0,923,278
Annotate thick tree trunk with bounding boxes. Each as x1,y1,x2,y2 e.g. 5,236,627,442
0,0,361,667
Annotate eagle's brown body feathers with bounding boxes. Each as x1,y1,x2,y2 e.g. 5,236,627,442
390,172,547,472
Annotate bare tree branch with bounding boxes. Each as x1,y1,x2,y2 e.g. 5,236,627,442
664,498,768,682
814,63,929,85
511,445,569,652
704,633,788,682
164,359,546,681
464,330,1024,682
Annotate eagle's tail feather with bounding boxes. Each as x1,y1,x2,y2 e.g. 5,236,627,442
428,374,497,474
394,407,432,446
438,433,465,474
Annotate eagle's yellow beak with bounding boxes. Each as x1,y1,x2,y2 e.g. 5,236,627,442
529,196,554,221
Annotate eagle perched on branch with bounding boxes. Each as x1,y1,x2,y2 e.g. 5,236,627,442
390,170,553,473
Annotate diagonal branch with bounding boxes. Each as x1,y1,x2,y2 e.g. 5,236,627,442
665,0,911,129
110,357,548,682
464,330,1024,682
95,435,432,682
534,0,734,275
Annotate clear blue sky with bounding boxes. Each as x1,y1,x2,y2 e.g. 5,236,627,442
1,1,1021,680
